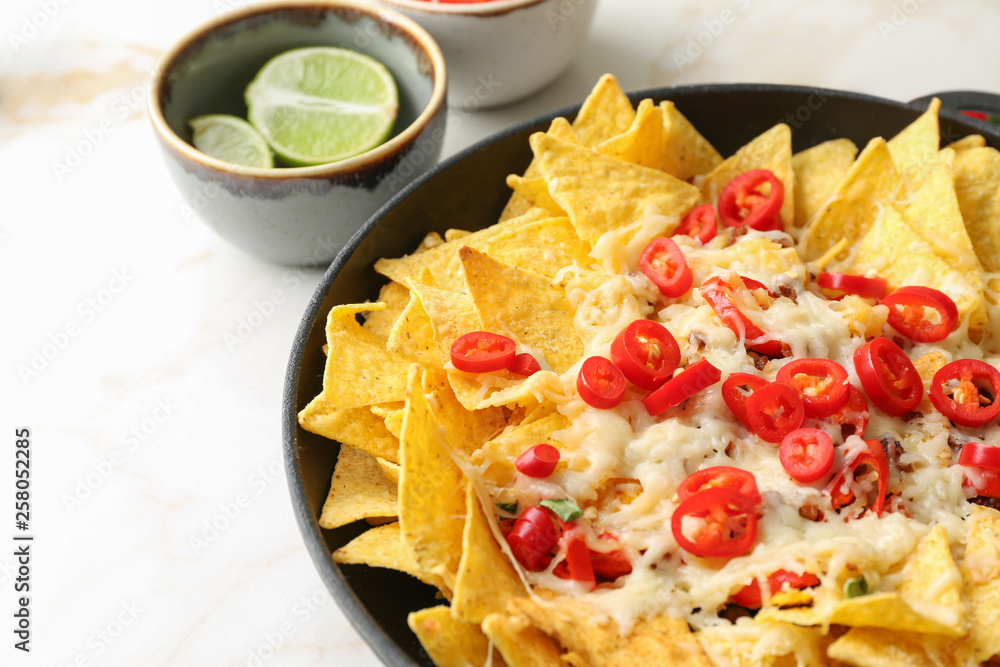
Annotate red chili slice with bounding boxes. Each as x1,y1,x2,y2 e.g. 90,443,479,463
677,466,762,507
717,169,785,231
610,320,681,391
746,381,805,444
929,359,1000,428
515,443,560,478
881,286,959,343
853,337,923,417
640,237,693,298
671,487,758,558
964,466,1000,498
817,273,887,300
577,356,627,409
675,204,718,244
959,442,1000,469
451,331,517,373
780,427,835,483
701,275,786,357
829,386,870,440
589,533,633,580
731,570,821,609
827,439,890,517
776,358,850,418
722,372,769,428
509,352,541,376
559,527,596,589
506,506,560,571
643,358,722,416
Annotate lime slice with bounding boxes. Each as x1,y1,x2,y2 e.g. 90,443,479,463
188,114,274,168
244,47,399,167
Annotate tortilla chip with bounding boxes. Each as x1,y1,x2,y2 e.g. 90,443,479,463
383,406,404,439
408,605,505,667
597,98,668,170
375,457,400,485
473,410,571,488
508,596,712,667
701,123,795,230
407,281,481,362
318,445,398,529
792,138,858,227
853,206,981,323
482,612,565,667
962,506,1000,661
954,147,1000,273
888,98,941,191
572,74,635,147
421,368,507,458
947,134,986,152
375,207,552,291
531,133,700,245
361,282,409,340
399,365,467,588
660,100,723,180
460,245,583,373
827,627,970,667
452,479,527,624
333,522,449,592
479,216,593,280
697,621,827,667
799,137,904,260
505,175,566,217
387,290,440,366
501,117,579,222
319,303,413,409
898,525,966,633
297,396,401,462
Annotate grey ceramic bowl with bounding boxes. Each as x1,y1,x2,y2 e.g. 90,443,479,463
149,0,448,266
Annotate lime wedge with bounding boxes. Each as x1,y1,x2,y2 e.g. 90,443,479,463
188,114,274,168
244,47,399,167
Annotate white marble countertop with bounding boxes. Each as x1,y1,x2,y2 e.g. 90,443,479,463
3,0,999,664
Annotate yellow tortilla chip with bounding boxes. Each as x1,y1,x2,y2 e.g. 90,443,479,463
361,282,410,341
297,396,401,463
320,303,413,409
531,133,700,245
508,596,713,667
888,97,941,191
460,245,583,373
597,98,668,170
333,522,449,592
660,100,723,181
505,175,566,217
452,479,527,624
408,606,506,667
480,216,593,280
375,456,400,485
697,621,827,667
961,506,1000,661
799,137,904,260
701,123,795,230
954,146,1000,273
386,290,440,366
318,445,398,529
791,138,858,227
421,368,507,458
407,281,481,361
374,207,552,291
827,627,969,667
947,134,986,152
853,206,981,323
473,410,570,488
482,612,565,667
571,73,635,147
399,365,467,588
501,117,578,222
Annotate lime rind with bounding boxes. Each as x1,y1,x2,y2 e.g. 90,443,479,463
188,114,274,168
244,47,399,167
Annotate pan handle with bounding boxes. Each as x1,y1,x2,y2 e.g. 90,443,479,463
910,90,1000,123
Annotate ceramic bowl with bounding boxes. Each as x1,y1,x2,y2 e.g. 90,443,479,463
148,0,448,266
376,0,596,109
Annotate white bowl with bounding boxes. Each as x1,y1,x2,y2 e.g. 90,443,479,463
376,0,597,109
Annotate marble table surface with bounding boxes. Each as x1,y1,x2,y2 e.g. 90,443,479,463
3,0,999,664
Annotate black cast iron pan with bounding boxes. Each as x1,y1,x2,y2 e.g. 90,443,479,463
282,84,1000,667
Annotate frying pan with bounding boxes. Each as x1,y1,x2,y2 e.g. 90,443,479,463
282,84,1000,667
